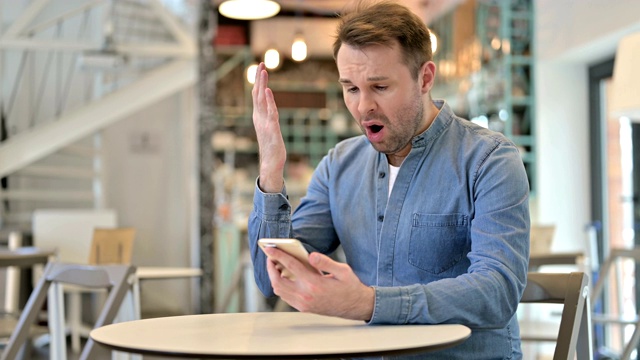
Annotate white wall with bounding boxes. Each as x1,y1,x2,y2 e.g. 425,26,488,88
535,0,640,251
536,63,590,251
103,87,198,315
2,0,200,315
537,0,640,63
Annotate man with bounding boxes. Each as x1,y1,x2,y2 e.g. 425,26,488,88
249,1,530,358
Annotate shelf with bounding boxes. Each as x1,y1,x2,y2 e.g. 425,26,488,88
512,96,532,106
475,0,536,192
511,11,532,20
511,135,533,146
511,55,532,65
521,152,536,164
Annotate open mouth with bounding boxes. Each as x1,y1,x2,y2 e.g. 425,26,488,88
370,125,383,133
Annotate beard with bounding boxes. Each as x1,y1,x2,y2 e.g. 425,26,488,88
357,94,425,156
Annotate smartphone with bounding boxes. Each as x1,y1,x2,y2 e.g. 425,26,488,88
258,238,318,279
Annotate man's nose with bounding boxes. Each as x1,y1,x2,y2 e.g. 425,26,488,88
357,92,376,117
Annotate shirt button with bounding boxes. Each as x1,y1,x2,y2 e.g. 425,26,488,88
379,172,386,178
378,215,384,222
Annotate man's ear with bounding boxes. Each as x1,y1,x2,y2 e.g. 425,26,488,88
419,61,437,94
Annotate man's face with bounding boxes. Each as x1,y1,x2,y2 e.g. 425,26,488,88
337,42,428,159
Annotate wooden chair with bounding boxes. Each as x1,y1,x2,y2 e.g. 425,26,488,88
88,228,135,266
591,247,640,360
520,272,593,360
529,224,556,255
0,262,135,360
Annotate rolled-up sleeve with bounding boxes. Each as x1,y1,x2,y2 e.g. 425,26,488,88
248,178,293,297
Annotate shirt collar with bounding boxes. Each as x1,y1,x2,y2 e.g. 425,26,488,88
411,100,454,148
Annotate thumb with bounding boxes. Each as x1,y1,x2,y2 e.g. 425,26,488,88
308,252,343,276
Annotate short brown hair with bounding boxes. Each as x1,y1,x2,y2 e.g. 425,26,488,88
333,0,432,79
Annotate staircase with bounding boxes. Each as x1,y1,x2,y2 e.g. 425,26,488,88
0,0,197,231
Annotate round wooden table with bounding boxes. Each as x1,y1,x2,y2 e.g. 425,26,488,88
91,312,471,359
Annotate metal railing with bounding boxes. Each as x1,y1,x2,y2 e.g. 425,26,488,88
0,0,196,228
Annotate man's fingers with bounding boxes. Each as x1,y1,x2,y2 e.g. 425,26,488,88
265,247,311,278
264,87,277,116
254,62,263,84
252,64,279,127
251,63,262,106
265,257,279,279
308,252,346,277
252,63,269,113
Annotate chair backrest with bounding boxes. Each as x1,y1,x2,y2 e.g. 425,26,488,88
88,227,136,265
0,262,135,360
591,247,640,301
520,272,592,360
529,225,556,255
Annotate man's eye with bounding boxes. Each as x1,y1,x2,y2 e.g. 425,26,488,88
347,87,359,93
375,86,388,91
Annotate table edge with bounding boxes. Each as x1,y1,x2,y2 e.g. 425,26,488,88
91,320,471,359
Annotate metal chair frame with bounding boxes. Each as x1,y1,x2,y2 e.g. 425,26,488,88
0,262,135,360
591,247,640,360
520,271,593,360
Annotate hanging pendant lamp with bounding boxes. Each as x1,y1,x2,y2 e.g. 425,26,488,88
218,0,281,20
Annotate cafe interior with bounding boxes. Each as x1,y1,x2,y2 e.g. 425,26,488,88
1,0,640,359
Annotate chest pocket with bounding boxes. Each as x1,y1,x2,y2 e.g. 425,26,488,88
408,213,469,275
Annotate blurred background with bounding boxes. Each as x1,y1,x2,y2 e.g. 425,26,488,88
1,1,640,358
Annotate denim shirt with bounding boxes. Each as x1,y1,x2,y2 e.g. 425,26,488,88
249,101,530,359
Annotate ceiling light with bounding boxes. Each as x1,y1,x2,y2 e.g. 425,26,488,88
218,0,280,20
429,30,438,54
264,48,280,69
291,33,307,62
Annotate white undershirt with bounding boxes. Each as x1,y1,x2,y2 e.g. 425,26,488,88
388,164,400,198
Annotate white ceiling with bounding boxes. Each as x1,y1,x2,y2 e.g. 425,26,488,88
212,0,465,23
275,0,465,24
